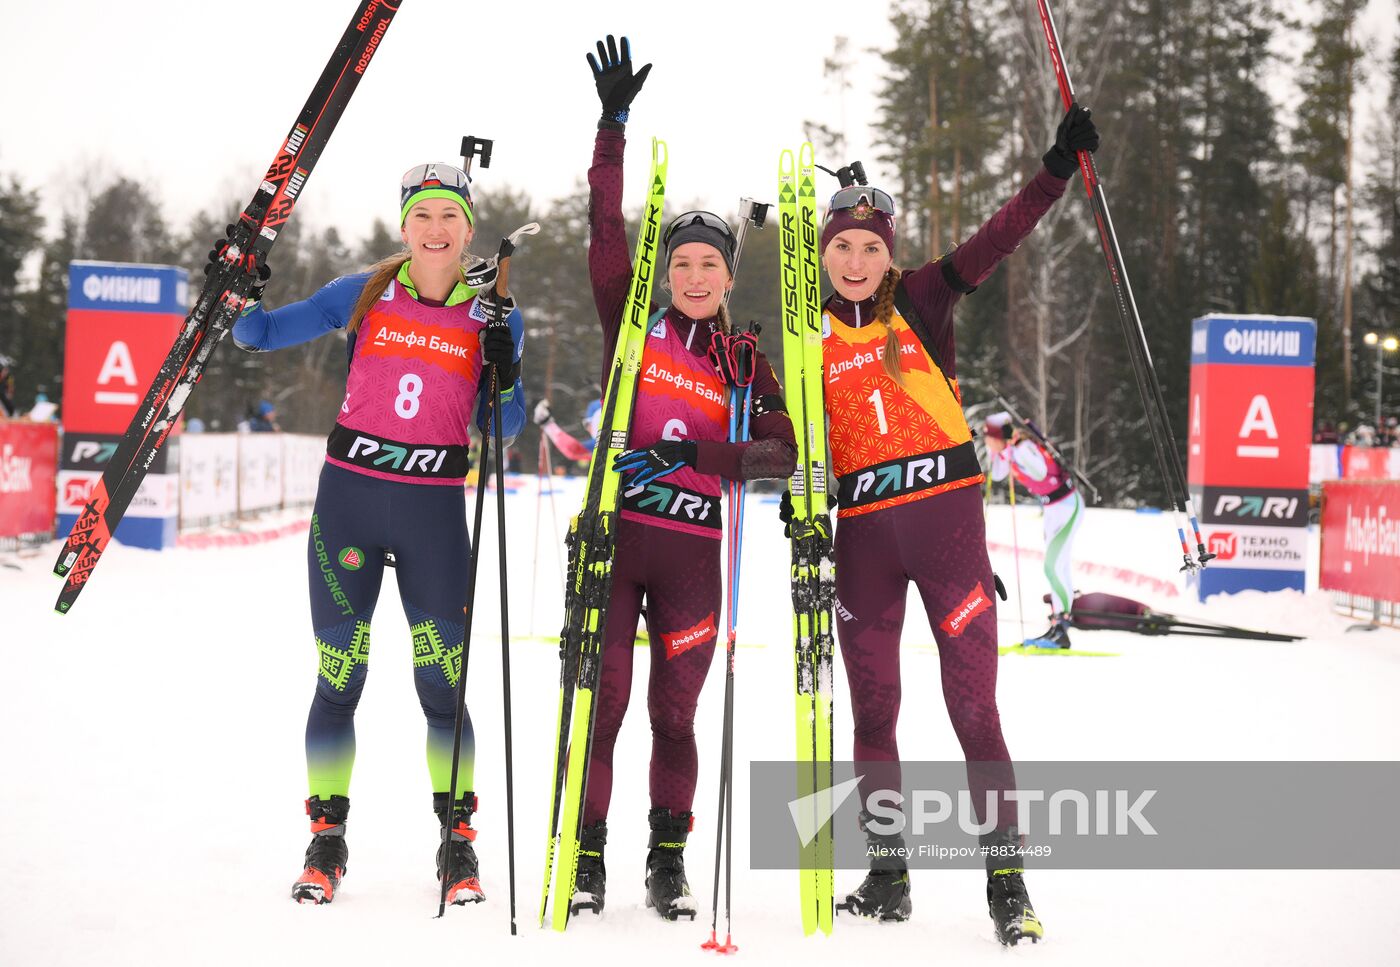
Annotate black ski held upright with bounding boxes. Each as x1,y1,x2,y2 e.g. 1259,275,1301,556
1032,0,1211,572
53,0,404,614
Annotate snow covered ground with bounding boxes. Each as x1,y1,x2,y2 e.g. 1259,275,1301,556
3,480,1399,966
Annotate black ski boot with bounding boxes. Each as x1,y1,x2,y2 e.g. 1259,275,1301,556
434,791,484,905
292,795,350,904
981,828,1043,945
836,810,912,922
569,820,608,916
644,808,697,921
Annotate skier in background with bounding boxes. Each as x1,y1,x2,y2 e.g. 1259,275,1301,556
984,410,1084,648
534,397,599,467
572,34,796,921
230,163,526,906
781,104,1100,943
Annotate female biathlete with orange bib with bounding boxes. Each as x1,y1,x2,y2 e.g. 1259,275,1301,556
788,105,1099,945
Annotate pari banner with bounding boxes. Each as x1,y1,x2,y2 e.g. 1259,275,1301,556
1319,481,1400,604
1187,314,1316,599
62,260,188,550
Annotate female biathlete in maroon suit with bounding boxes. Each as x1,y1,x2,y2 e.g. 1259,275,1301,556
790,107,1100,944
571,35,797,922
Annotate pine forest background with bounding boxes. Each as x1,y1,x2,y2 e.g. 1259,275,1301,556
2,0,1397,506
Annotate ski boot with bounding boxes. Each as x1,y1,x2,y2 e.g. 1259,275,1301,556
434,791,485,905
291,795,350,904
1024,614,1072,649
569,820,608,916
981,828,1043,945
644,808,697,921
836,809,912,922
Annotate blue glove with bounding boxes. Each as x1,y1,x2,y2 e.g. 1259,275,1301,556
613,440,696,487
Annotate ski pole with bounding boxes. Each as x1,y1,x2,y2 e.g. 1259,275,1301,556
528,432,565,637
1006,471,1027,645
438,372,493,919
702,322,757,955
529,434,547,638
492,222,538,935
437,220,540,925
1032,0,1210,570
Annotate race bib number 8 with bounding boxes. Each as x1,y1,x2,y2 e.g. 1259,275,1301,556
396,373,423,419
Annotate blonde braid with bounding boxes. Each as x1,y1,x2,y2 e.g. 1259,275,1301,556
716,299,733,336
872,266,904,384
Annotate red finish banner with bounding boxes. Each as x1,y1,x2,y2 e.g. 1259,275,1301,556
1319,481,1400,601
0,422,59,537
63,307,184,434
1187,364,1314,488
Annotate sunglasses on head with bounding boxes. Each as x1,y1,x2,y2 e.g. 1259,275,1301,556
663,210,736,251
826,185,896,216
400,163,472,203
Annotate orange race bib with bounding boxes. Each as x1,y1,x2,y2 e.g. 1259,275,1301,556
824,307,982,516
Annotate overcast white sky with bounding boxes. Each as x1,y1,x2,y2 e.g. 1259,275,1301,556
3,0,897,243
3,0,1397,248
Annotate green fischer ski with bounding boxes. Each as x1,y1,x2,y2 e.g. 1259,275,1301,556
779,144,836,936
539,138,667,932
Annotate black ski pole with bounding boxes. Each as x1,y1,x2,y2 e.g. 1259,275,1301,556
438,368,493,919
435,211,539,921
436,134,499,920
1033,0,1212,570
487,221,540,935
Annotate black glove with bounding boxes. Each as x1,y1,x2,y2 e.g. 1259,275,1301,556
613,439,696,487
778,488,835,540
205,224,271,303
480,324,518,386
587,34,652,126
1043,103,1100,179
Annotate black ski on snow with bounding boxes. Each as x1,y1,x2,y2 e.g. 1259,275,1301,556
53,0,403,614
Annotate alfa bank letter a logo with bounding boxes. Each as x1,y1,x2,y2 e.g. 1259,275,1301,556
1237,395,1280,460
95,341,140,407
